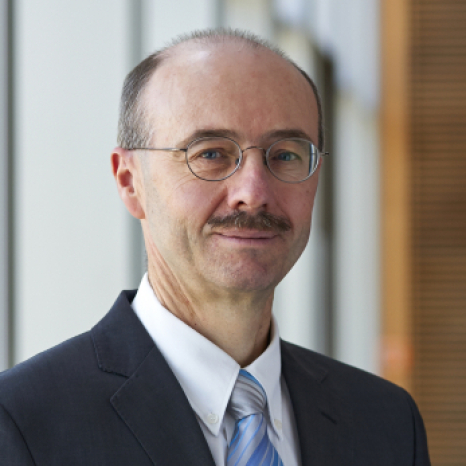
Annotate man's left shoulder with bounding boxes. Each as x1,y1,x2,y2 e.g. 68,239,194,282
281,339,409,400
280,339,428,441
280,340,427,438
281,341,431,465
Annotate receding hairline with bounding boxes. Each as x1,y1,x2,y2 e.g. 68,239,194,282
158,28,288,61
144,35,318,107
149,30,317,96
118,28,324,151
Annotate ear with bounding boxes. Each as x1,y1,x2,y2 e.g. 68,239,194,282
111,147,145,220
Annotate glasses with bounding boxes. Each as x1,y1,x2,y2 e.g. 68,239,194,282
132,136,328,183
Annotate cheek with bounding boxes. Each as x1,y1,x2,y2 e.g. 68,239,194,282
282,183,318,231
146,174,224,242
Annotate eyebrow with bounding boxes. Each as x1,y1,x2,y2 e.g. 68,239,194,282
178,128,315,148
177,129,240,148
261,129,314,143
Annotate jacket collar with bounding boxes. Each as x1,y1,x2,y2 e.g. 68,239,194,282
91,290,216,466
281,341,354,466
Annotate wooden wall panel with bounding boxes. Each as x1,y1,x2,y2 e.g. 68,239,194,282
411,1,466,464
381,0,413,391
383,0,466,464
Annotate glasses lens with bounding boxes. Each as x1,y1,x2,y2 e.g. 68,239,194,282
186,137,240,181
267,138,318,183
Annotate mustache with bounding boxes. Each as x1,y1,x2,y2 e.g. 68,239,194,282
207,211,291,232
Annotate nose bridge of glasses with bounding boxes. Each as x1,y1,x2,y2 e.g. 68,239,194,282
242,145,266,155
240,146,267,167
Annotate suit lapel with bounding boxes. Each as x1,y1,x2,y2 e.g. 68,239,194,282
111,345,215,466
93,292,354,466
92,291,215,466
281,342,354,466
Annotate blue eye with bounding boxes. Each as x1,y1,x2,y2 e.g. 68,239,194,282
276,152,298,161
201,150,221,160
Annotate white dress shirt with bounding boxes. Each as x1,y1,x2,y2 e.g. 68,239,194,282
132,273,301,466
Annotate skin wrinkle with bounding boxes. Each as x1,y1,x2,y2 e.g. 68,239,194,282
112,40,321,366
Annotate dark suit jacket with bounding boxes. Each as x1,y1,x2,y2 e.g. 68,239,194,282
0,291,430,465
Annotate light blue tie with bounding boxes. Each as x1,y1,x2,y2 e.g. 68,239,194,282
226,369,284,466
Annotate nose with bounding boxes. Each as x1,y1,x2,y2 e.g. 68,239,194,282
226,148,274,213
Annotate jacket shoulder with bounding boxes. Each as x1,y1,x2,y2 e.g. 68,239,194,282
0,289,143,409
0,331,99,406
280,339,424,432
281,342,431,464
281,339,405,396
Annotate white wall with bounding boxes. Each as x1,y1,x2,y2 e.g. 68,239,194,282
13,0,134,363
223,0,273,37
142,0,217,54
333,93,380,373
315,1,381,374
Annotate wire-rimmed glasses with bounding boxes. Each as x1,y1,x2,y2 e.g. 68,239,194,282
131,136,328,183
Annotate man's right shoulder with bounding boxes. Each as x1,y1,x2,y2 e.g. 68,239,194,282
0,331,97,407
0,289,142,412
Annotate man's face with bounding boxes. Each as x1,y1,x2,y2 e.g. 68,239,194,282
136,44,321,297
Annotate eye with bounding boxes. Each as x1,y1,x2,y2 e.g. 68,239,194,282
275,151,300,162
200,150,222,160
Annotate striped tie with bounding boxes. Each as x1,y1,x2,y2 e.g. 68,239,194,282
226,369,284,466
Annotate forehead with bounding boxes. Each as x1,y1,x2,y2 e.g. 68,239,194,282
143,42,319,145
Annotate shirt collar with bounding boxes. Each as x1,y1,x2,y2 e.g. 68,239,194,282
132,273,283,439
245,317,283,438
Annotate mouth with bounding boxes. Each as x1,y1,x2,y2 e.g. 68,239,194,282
216,230,277,239
212,229,280,246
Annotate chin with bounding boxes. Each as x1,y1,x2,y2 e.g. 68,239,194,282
212,263,285,293
199,247,295,293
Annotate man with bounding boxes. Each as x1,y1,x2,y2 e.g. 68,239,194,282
0,29,430,465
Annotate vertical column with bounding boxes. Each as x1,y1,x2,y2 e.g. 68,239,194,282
333,93,381,373
127,0,147,286
326,0,382,375
380,0,412,390
13,0,134,363
0,0,11,370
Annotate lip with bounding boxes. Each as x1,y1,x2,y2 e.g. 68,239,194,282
211,230,280,247
214,230,278,240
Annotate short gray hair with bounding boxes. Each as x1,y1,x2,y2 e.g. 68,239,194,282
117,28,324,151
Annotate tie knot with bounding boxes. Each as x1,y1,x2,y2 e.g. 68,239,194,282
228,370,267,420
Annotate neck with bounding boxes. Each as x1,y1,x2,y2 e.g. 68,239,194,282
146,248,274,367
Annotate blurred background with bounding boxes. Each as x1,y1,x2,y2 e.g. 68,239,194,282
0,0,465,464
